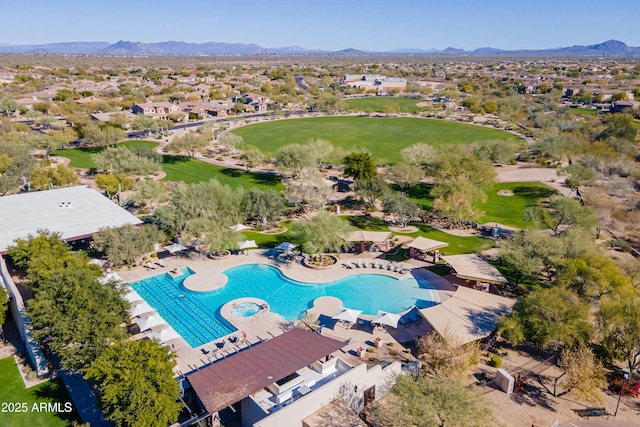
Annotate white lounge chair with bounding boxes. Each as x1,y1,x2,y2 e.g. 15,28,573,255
344,261,354,269
145,262,158,270
393,263,402,272
386,262,396,271
362,259,370,268
372,259,380,269
155,259,167,268
356,259,363,268
379,261,386,269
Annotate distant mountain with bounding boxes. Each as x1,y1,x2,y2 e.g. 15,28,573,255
0,39,639,56
0,41,110,54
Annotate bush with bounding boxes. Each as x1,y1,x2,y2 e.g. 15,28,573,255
489,356,502,368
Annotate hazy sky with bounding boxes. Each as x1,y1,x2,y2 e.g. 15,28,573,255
2,0,639,51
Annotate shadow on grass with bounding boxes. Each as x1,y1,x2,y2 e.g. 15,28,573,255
345,215,389,231
218,168,282,186
161,155,191,165
32,378,82,424
512,185,557,199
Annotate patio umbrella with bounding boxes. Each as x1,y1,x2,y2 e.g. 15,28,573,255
164,243,187,254
331,307,363,324
274,242,298,251
135,313,168,332
147,326,181,344
124,289,143,304
129,301,154,318
229,223,250,232
372,310,401,329
238,240,258,250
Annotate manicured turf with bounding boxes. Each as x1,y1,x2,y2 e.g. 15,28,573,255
240,221,292,248
395,222,496,255
161,156,284,190
345,97,426,113
0,357,80,427
568,107,598,115
342,215,494,255
52,142,284,190
399,183,434,209
51,140,159,169
231,116,524,164
474,182,557,229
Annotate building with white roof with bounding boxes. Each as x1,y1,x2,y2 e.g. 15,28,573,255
0,185,142,254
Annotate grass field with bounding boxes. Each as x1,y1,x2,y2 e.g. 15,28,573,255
240,221,293,248
568,107,598,115
345,97,425,113
475,182,557,228
232,116,524,164
51,140,159,169
52,142,283,190
161,156,284,190
0,357,79,427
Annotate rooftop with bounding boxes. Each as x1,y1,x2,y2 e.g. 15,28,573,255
0,186,142,254
186,329,346,415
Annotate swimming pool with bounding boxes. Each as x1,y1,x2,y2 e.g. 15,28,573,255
131,264,438,347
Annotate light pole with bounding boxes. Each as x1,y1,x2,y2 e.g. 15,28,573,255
614,368,630,417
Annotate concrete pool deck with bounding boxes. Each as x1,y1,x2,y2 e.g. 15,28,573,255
117,249,456,374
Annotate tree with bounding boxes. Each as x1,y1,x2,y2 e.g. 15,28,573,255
164,133,210,160
29,164,78,190
418,328,480,379
557,344,606,403
0,286,8,339
597,294,640,372
187,218,242,252
370,374,497,427
474,140,519,164
84,339,182,427
343,152,377,181
219,132,244,152
386,162,423,192
27,265,127,369
92,146,161,177
239,148,267,172
95,173,135,198
242,188,285,226
432,147,495,187
558,253,633,301
598,113,637,142
382,192,421,228
559,165,597,195
431,178,487,224
354,175,388,208
500,287,592,349
81,123,126,147
546,196,597,236
92,224,164,267
274,144,315,178
132,114,159,134
284,170,333,219
400,143,436,166
289,212,353,262
132,180,170,209
306,138,336,168
499,230,563,285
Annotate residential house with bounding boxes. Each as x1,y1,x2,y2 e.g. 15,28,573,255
132,101,180,120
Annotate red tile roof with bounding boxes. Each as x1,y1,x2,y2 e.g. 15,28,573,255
186,329,346,414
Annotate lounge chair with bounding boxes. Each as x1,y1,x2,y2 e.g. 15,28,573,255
155,259,167,268
362,259,370,268
386,261,396,271
393,263,402,272
145,262,158,270
356,259,363,268
344,261,354,269
372,259,379,269
379,260,385,269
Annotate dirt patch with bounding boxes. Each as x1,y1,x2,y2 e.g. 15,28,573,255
389,225,418,233
497,190,514,196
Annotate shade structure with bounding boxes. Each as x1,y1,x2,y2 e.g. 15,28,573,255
135,313,167,332
124,289,143,304
372,310,401,329
147,326,181,344
274,241,298,251
129,301,154,318
238,240,258,250
331,307,363,324
164,243,187,254
229,223,250,232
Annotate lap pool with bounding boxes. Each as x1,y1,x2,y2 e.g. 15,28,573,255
131,264,438,347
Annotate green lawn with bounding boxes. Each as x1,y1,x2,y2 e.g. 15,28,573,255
161,156,284,190
341,215,494,255
474,182,557,229
240,221,292,248
399,183,434,209
345,97,426,113
51,140,159,169
0,357,80,427
568,107,598,115
396,222,496,255
231,116,524,165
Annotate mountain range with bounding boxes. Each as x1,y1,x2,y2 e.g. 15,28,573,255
0,39,639,56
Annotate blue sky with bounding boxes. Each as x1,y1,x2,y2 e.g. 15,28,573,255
2,0,640,51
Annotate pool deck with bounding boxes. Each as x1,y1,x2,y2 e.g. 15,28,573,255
117,249,456,375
